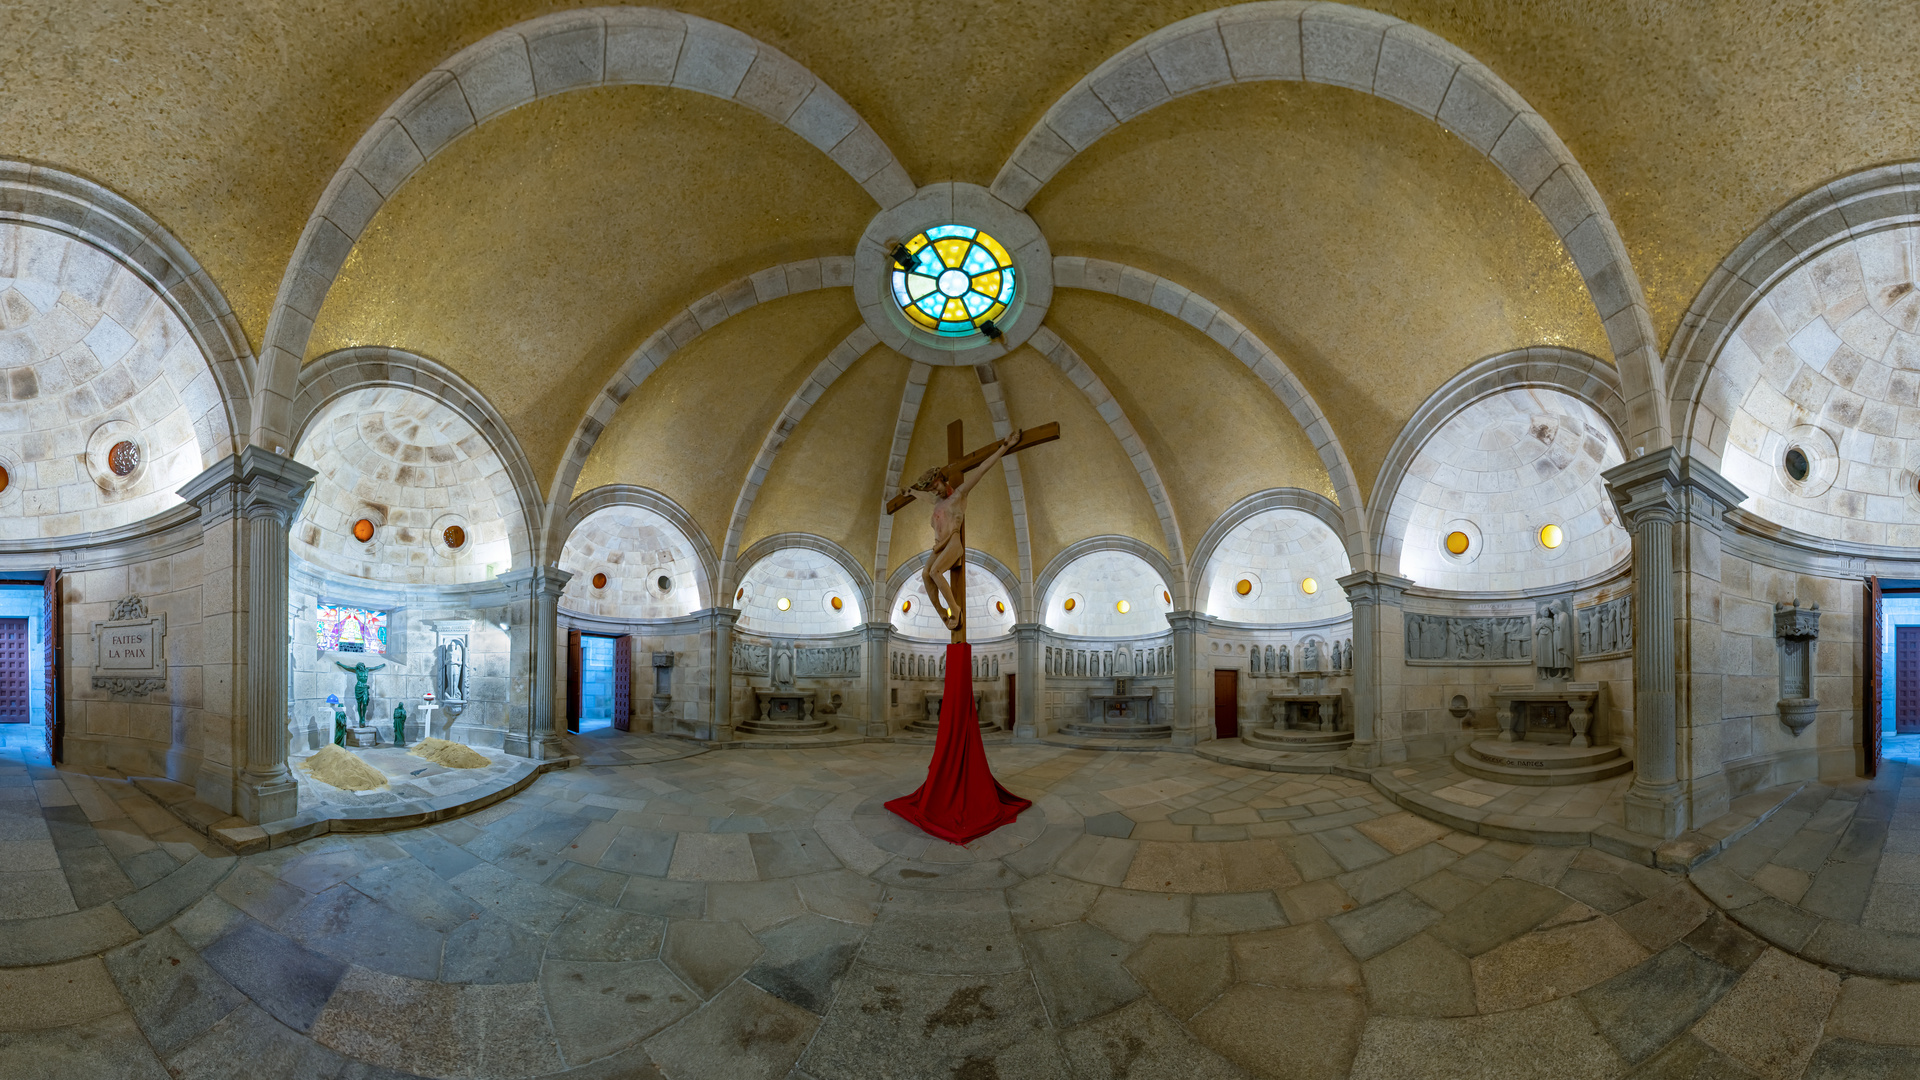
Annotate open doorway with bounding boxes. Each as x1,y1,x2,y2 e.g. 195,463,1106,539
578,635,615,732
0,581,51,763
1878,592,1920,764
567,631,632,734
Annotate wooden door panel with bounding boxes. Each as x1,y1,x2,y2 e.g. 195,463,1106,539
1868,578,1883,776
613,635,632,733
45,569,60,762
1214,669,1239,740
0,618,28,723
566,630,582,734
1898,626,1920,734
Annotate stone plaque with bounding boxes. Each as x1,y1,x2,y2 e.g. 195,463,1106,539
91,595,167,695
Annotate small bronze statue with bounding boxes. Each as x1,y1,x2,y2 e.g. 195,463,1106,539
393,702,408,748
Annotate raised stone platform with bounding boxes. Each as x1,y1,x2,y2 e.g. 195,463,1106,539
1454,738,1634,786
1059,721,1172,740
1241,724,1352,753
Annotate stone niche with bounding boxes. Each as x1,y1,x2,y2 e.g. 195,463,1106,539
1774,600,1820,737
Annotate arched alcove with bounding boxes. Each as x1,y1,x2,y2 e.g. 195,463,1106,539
1199,508,1352,624
735,546,863,636
558,504,705,620
890,564,1017,641
1040,549,1172,637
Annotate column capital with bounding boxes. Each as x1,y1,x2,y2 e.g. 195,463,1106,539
178,447,318,523
860,620,893,639
1337,571,1413,607
1604,448,1745,527
697,606,742,629
1012,622,1046,639
1165,610,1211,633
497,565,574,599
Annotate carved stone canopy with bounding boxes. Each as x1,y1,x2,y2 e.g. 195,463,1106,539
1774,600,1821,640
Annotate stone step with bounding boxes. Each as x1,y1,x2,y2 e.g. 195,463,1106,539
1241,726,1353,753
1061,723,1172,740
904,717,1000,735
737,718,839,737
1453,739,1633,786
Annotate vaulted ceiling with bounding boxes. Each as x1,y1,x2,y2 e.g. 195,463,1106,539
7,0,1915,582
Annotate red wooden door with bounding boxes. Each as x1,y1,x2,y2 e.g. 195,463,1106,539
1898,626,1920,734
566,629,582,734
0,618,28,723
1214,669,1239,739
44,569,60,762
613,635,632,732
1868,578,1883,776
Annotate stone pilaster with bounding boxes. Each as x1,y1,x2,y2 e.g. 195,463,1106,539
1013,622,1044,739
703,607,741,742
179,448,315,825
861,622,893,738
1337,571,1413,768
1167,611,1209,747
499,566,573,760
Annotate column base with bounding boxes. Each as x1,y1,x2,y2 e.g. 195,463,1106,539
195,761,236,815
235,774,298,825
1624,780,1684,839
502,733,532,757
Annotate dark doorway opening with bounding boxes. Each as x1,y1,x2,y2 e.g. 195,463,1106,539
1214,669,1239,740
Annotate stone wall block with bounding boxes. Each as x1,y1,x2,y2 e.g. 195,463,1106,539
526,18,606,95
829,123,893,183
732,52,815,122
1488,116,1562,197
318,170,385,244
1091,51,1172,121
672,23,758,99
1218,5,1305,81
453,35,538,120
1045,87,1121,152
396,71,478,158
1373,27,1456,115
863,161,917,209
605,13,686,85
1433,66,1514,154
1149,27,1233,94
1300,8,1383,91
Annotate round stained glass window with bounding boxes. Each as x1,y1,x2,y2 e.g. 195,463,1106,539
995,600,1006,615
1300,577,1318,596
1063,597,1076,612
443,525,466,549
0,465,9,494
592,572,608,589
1445,531,1471,556
1784,446,1810,482
1235,579,1253,596
1116,600,1130,614
352,519,375,543
1539,523,1564,550
901,599,912,613
777,597,791,611
108,440,140,477
891,225,1016,337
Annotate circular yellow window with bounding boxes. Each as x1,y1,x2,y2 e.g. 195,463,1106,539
1539,523,1564,550
830,596,843,610
1116,600,1131,614
776,597,791,611
1445,531,1470,556
1163,590,1171,604
1063,597,1077,612
736,587,745,602
995,600,1006,614
891,225,1017,337
901,599,912,613
1235,579,1253,596
1301,577,1318,596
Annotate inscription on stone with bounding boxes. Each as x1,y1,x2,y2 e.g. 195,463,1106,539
91,595,167,695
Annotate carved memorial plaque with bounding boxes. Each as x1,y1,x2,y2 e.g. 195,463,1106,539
90,595,167,695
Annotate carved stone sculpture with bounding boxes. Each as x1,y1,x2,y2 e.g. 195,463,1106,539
1278,645,1290,672
1331,640,1342,670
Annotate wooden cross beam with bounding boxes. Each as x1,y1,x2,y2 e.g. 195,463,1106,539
886,419,1059,642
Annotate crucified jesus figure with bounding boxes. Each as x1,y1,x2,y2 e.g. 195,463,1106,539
907,429,1021,631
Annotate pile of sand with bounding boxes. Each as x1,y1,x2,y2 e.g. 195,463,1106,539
409,737,490,770
299,744,389,791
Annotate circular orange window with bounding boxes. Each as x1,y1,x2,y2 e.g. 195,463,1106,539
1063,597,1077,612
108,440,140,477
352,519,375,543
995,600,1006,614
1235,579,1253,596
830,596,843,611
443,525,466,549
592,572,608,589
901,599,912,613
736,587,745,602
0,465,10,494
1163,590,1171,604
1445,531,1470,556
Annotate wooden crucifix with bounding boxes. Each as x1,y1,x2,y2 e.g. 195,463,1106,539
886,419,1059,642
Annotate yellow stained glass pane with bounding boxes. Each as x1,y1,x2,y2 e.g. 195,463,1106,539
904,234,930,253
972,270,1001,296
942,298,969,321
933,237,971,268
976,233,1011,265
1445,531,1470,555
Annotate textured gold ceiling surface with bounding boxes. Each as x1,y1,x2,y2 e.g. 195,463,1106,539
305,85,872,494
1032,79,1609,503
893,366,1019,584
740,346,910,572
571,289,864,548
1045,292,1336,547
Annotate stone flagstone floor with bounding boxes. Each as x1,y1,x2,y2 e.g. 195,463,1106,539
1,733,1917,1078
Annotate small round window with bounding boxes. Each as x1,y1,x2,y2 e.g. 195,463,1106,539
1539,524,1564,550
1235,579,1253,596
108,440,140,477
657,575,672,592
890,225,1016,336
1784,446,1810,483
776,597,791,611
592,572,608,589
830,595,843,611
1063,597,1077,612
1445,531,1470,556
442,525,466,549
901,599,912,613
352,519,375,543
0,465,10,494
1116,600,1131,614
1300,577,1319,596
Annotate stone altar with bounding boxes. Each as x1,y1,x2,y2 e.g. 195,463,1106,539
739,687,836,737
1492,682,1600,746
1064,679,1170,740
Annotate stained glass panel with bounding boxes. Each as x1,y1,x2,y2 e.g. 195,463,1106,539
890,225,1017,336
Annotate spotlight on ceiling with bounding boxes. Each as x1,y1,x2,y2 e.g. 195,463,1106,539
979,319,1003,341
890,241,915,270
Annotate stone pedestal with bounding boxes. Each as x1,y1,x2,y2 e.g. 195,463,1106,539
1492,683,1600,747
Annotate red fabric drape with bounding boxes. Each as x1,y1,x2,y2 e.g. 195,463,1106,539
886,643,1031,844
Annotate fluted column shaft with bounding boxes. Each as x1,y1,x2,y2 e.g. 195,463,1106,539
1168,612,1207,747
1013,623,1043,739
1606,450,1689,839
862,622,892,737
1337,571,1412,768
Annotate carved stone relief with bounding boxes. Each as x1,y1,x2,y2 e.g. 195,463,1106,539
731,641,770,675
1404,614,1533,664
1576,597,1632,657
796,645,860,678
91,595,166,696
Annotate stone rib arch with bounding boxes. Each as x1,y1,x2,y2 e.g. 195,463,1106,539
737,532,875,618
973,362,1037,620
542,257,855,559
1002,4,1666,454
294,347,545,571
718,326,881,597
1,158,249,461
1055,257,1364,559
563,484,719,612
871,360,931,622
1188,487,1351,595
1023,323,1190,609
1369,347,1626,578
254,7,913,451
1667,162,1920,469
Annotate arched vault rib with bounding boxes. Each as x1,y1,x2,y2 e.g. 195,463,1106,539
1055,257,1366,563
1025,325,1190,609
537,257,854,558
999,3,1666,455
871,361,931,622
254,7,913,451
718,326,882,596
973,363,1037,620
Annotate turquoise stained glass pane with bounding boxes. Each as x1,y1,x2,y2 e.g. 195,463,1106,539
995,271,1016,304
925,224,972,241
963,246,995,275
962,292,991,317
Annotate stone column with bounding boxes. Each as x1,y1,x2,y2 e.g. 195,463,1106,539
1605,449,1685,838
1167,611,1208,747
1013,622,1043,739
703,606,741,742
499,566,572,760
861,621,893,738
176,448,316,825
1337,571,1413,768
